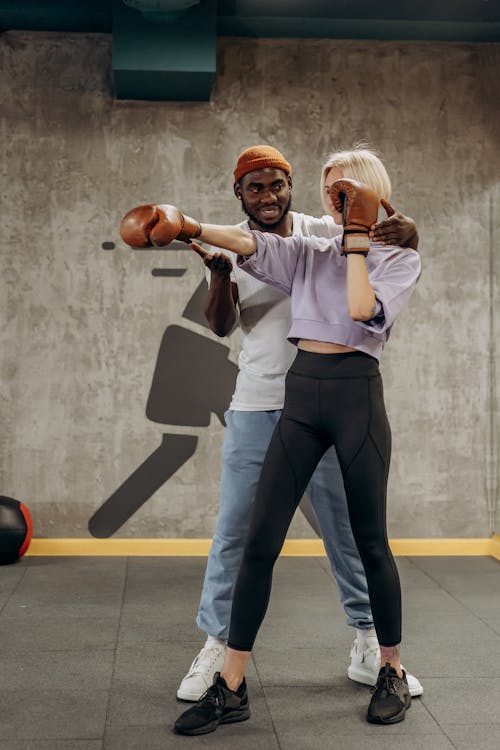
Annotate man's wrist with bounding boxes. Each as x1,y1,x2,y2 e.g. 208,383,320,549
405,230,419,250
209,269,232,283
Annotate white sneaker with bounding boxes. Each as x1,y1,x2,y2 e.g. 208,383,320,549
177,644,227,701
347,636,424,697
400,667,423,698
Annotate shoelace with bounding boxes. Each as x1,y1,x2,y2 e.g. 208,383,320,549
188,647,224,677
374,663,401,695
351,639,378,662
199,681,226,708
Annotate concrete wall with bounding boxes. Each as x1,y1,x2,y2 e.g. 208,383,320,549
1,31,498,538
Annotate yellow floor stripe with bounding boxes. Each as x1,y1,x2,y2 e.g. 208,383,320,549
25,536,500,558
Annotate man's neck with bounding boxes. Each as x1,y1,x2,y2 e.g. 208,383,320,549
247,212,293,238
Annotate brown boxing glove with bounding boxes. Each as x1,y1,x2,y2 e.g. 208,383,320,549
151,205,201,246
119,205,164,248
119,204,201,248
330,179,379,254
176,212,203,243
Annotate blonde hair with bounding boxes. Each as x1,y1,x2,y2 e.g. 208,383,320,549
320,145,391,213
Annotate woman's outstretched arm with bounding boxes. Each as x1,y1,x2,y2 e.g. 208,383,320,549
119,203,256,255
198,224,257,256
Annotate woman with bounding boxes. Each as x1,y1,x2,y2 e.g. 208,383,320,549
171,148,421,735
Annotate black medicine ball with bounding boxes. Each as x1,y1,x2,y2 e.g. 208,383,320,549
0,496,33,565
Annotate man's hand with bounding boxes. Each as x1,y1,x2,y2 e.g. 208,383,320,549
191,242,237,337
190,241,233,275
369,199,419,249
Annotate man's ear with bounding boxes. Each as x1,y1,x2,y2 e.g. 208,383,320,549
288,175,293,191
234,181,242,199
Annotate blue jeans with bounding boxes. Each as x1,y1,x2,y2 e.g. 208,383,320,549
196,410,373,639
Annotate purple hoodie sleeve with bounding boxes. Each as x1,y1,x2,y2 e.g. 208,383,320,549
236,231,304,296
360,245,421,334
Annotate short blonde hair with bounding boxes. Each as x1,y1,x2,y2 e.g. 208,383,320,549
320,146,391,213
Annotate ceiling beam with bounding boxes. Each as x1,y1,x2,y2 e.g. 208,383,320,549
112,0,216,101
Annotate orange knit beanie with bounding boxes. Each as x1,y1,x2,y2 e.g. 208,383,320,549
233,145,292,182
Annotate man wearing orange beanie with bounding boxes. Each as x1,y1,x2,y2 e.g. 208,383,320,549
233,144,292,183
177,144,423,702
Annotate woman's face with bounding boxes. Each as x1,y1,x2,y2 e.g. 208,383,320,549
323,166,344,225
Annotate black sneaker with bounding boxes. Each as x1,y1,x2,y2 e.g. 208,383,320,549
367,662,411,724
174,672,250,736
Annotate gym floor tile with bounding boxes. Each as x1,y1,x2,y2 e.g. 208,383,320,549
440,724,500,749
1,554,498,749
262,682,438,737
418,677,500,725
0,648,113,740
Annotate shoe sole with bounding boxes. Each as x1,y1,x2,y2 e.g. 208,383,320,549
367,696,411,725
175,708,250,736
176,689,204,702
408,683,424,698
348,667,423,698
348,665,377,687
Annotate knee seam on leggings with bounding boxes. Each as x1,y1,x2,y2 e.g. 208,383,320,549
367,432,387,468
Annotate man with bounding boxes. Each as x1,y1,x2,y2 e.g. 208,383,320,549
177,145,422,701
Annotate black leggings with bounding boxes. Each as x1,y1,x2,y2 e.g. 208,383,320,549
227,349,401,650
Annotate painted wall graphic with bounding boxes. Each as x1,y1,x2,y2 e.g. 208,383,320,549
89,243,238,537
88,241,321,539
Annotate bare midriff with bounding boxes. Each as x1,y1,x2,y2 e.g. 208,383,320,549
298,340,357,354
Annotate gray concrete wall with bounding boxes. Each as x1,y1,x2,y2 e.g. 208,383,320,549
1,32,498,538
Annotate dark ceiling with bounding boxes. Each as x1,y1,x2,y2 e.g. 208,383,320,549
1,1,498,100
1,1,500,37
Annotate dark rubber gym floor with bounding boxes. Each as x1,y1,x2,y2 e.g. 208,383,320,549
1,554,499,749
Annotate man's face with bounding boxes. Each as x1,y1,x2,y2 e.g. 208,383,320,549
234,168,292,230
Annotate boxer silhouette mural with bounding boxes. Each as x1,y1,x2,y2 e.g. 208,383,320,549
90,233,321,538
88,240,238,538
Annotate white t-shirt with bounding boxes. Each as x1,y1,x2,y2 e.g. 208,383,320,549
207,212,342,411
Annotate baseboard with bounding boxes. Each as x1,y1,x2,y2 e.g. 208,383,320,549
25,536,500,558
491,534,500,560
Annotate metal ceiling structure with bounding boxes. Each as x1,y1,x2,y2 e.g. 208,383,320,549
1,1,499,100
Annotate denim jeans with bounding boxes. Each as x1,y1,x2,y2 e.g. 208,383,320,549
196,409,373,639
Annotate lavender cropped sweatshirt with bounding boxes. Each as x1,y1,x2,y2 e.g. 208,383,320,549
237,231,421,361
